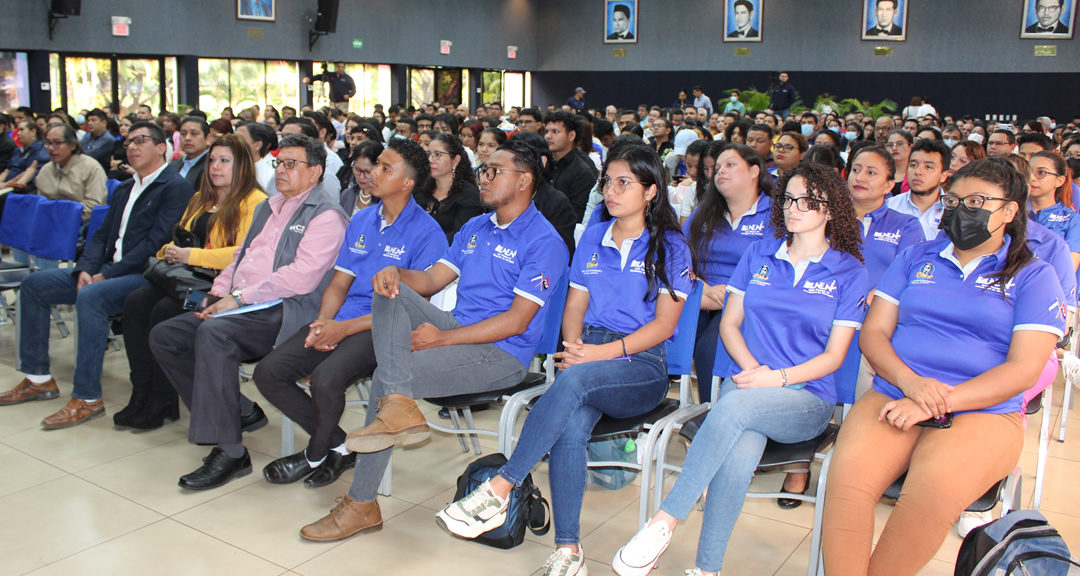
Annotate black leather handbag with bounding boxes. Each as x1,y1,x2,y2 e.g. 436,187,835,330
143,226,218,300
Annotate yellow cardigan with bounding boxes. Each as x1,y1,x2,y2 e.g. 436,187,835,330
156,189,267,270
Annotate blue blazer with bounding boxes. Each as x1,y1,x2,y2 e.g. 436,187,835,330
73,165,194,279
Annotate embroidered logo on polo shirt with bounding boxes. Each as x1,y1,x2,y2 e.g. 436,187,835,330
383,244,406,260
913,263,936,284
975,275,1016,296
532,274,550,291
586,253,600,268
467,234,478,249
630,259,646,275
803,280,838,297
355,235,366,250
289,224,306,234
1052,299,1066,321
494,244,517,263
1048,213,1072,223
740,223,766,236
753,265,770,281
873,230,902,245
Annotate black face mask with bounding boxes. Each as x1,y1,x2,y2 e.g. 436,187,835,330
939,205,1004,250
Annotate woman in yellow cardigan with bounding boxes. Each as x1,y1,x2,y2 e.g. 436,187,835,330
114,134,267,431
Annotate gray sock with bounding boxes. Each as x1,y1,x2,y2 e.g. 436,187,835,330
239,395,255,413
218,443,246,459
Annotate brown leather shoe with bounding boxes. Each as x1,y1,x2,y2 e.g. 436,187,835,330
41,398,105,429
0,378,59,406
300,495,382,542
345,394,429,453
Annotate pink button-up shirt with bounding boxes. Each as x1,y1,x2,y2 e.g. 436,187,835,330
212,187,346,304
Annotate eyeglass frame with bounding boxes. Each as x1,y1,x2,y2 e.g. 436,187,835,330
939,193,1011,211
780,194,829,212
271,158,316,170
598,176,646,194
475,164,527,182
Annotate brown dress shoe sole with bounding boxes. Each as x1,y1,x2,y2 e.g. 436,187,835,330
0,388,59,406
300,521,383,542
344,426,430,454
41,407,105,430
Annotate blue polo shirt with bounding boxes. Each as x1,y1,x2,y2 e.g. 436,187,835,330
872,238,1067,415
859,201,925,287
1031,201,1080,253
682,193,774,286
6,141,49,180
1027,220,1078,312
726,237,869,405
439,204,569,367
571,222,694,338
333,199,448,322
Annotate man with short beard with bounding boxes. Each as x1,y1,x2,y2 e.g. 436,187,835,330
887,139,952,239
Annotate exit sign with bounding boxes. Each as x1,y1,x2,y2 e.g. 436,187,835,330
440,40,452,55
111,16,130,37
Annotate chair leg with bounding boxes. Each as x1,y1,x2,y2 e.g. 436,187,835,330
461,407,483,455
446,409,471,453
52,306,69,338
377,453,392,496
808,451,833,576
1001,467,1022,516
281,413,295,457
1059,379,1071,443
1034,386,1051,510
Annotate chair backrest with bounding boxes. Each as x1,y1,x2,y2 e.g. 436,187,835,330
666,280,704,376
85,205,109,246
29,199,83,261
105,179,121,203
535,270,571,356
0,193,43,252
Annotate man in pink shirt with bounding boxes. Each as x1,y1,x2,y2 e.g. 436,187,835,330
150,134,347,491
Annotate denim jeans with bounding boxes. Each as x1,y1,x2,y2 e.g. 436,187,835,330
18,268,148,399
660,378,833,573
11,249,59,270
499,325,670,546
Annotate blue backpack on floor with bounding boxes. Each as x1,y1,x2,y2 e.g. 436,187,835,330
955,510,1080,575
452,453,550,550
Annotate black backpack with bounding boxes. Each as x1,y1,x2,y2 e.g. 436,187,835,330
955,510,1080,575
451,453,550,549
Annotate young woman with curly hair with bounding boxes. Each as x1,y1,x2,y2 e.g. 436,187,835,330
613,162,869,576
414,132,482,243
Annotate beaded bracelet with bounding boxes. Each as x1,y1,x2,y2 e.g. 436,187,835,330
780,368,789,387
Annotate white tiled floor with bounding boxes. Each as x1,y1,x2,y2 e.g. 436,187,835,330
1,318,1078,575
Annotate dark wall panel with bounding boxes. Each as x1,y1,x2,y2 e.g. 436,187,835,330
531,70,1080,123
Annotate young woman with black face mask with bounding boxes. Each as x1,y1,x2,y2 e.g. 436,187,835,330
821,158,1067,576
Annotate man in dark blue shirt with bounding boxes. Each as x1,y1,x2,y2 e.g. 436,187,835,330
769,72,798,120
567,87,587,112
80,109,114,171
306,62,357,113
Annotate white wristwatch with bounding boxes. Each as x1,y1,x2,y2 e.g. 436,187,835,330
231,289,244,307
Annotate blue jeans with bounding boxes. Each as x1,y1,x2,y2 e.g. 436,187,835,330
660,378,833,572
11,249,59,270
499,325,670,546
19,268,148,399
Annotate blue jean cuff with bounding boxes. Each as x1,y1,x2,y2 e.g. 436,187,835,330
496,469,522,488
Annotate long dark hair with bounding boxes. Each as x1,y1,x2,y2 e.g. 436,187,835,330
600,144,685,302
191,135,263,247
773,162,864,262
688,142,774,276
420,133,477,205
952,158,1033,294
1032,151,1074,209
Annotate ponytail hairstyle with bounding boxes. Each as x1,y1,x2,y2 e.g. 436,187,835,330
951,157,1033,295
772,162,864,263
1031,151,1074,210
688,142,774,277
602,144,685,302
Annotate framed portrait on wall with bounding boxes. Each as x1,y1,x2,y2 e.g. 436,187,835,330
723,0,763,42
604,0,638,44
861,0,907,41
237,0,275,22
1020,0,1076,39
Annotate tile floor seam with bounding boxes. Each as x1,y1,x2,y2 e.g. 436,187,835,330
12,510,171,576
772,531,812,576
164,515,304,572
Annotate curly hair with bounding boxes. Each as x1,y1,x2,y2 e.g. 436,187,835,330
772,162,864,263
386,136,431,193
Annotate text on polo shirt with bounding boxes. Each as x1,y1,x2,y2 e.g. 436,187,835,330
975,275,1016,296
494,244,517,263
741,222,766,236
803,279,838,297
873,230,902,245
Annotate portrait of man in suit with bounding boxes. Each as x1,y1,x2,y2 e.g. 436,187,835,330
604,1,637,43
238,0,274,21
726,0,760,40
862,0,907,41
1022,0,1075,37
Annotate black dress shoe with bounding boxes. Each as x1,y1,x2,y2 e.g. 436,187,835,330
437,403,491,420
264,451,317,484
178,447,252,491
127,402,180,433
240,403,268,433
777,485,807,509
305,451,357,488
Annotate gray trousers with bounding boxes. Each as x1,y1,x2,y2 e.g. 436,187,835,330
150,306,282,445
348,285,526,502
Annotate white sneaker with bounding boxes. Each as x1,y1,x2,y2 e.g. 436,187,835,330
542,546,588,576
612,520,673,576
1062,351,1080,389
956,510,993,538
435,479,508,539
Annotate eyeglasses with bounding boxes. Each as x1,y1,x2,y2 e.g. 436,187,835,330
272,158,315,170
1032,168,1063,179
774,143,797,153
781,194,828,212
1066,152,1080,160
940,193,1010,211
598,176,644,193
475,165,527,181
124,135,158,148
351,166,373,176
43,139,67,149
885,141,909,150
428,150,449,160
1036,5,1061,12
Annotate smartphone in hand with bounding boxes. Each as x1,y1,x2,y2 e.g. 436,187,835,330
182,289,221,312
